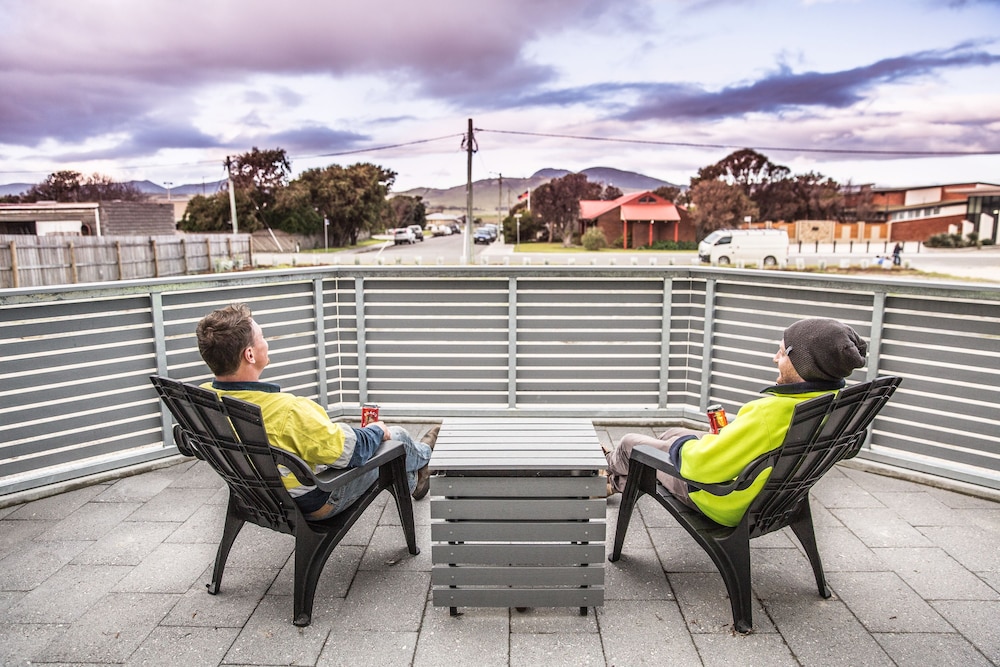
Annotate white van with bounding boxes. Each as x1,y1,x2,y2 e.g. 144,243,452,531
698,229,789,266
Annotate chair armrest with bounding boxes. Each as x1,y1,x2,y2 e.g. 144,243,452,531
269,439,407,492
631,444,777,497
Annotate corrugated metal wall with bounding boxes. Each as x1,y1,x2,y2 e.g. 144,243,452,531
1,266,998,497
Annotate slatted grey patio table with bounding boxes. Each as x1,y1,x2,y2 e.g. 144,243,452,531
428,417,608,616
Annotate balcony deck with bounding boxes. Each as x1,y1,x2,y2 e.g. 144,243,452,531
2,422,998,666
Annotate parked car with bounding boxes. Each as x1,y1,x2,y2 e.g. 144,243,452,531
473,228,493,245
483,224,499,241
430,224,452,236
448,222,462,235
407,225,425,241
393,227,416,245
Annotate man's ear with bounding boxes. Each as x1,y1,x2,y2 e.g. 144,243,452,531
243,346,255,365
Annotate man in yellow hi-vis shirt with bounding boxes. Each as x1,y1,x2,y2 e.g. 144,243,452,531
196,303,437,521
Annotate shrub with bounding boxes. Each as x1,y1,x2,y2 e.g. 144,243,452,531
582,226,607,251
642,240,699,251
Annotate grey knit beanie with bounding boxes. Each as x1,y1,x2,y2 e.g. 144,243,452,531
783,318,868,382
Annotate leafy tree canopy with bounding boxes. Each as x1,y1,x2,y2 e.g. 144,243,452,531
19,170,146,203
531,173,602,245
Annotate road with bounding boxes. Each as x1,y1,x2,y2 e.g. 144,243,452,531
256,234,1000,284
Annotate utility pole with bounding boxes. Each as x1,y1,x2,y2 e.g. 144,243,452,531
463,118,474,265
498,173,503,230
226,156,238,234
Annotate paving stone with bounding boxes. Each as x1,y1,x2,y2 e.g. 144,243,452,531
873,632,993,666
125,486,220,522
0,504,18,519
113,542,219,593
604,547,673,601
163,503,226,544
811,470,885,509
874,547,1000,601
648,526,717,573
167,460,229,489
670,571,775,634
597,599,701,666
827,571,953,633
919,525,1000,573
224,594,334,666
2,563,130,624
0,622,66,666
831,507,934,548
36,501,143,542
0,518,50,560
871,491,966,526
814,525,887,572
931,599,1000,663
218,521,294,569
163,565,277,628
269,544,363,600
318,630,419,667
3,484,106,520
741,547,829,602
840,466,933,494
359,523,431,572
766,597,895,666
124,625,240,667
35,591,178,663
0,539,90,590
94,472,175,503
509,605,599,633
926,486,1000,509
336,569,430,632
510,631,606,666
692,632,799,667
71,520,180,566
413,603,509,667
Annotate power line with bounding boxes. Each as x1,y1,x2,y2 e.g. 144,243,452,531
475,127,1000,157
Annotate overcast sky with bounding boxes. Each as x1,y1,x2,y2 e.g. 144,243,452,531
1,0,999,192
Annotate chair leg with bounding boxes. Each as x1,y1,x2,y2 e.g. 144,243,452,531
696,522,754,633
609,461,651,562
208,495,245,595
788,499,831,599
291,527,335,627
383,457,420,556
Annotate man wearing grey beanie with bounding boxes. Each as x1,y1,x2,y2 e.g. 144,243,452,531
604,318,868,527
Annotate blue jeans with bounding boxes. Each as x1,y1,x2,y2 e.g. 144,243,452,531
311,426,432,517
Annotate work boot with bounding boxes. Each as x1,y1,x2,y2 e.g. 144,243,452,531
412,425,440,500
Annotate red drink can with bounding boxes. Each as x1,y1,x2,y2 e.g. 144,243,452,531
361,403,379,427
707,404,728,434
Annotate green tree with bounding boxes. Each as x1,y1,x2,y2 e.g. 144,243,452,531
384,195,427,230
293,163,396,246
226,147,292,233
179,193,234,232
652,185,682,203
691,149,790,199
601,184,623,200
23,171,145,202
689,180,758,239
531,173,602,245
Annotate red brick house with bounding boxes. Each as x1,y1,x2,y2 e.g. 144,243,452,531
579,192,694,249
872,182,999,242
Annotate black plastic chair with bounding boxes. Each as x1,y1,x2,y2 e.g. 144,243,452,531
609,375,901,633
150,375,419,627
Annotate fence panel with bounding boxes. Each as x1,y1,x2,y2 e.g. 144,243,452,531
1,266,998,497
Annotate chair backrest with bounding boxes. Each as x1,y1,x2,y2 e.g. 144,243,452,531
746,375,902,537
150,375,300,534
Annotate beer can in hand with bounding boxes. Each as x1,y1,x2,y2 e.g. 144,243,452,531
707,404,728,434
361,403,380,427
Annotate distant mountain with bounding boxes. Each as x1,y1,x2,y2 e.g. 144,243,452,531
395,167,682,213
0,183,33,197
0,179,226,199
130,179,226,196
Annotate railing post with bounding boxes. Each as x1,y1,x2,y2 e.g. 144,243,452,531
659,277,673,409
314,277,329,410
508,277,518,409
355,276,368,403
700,278,717,411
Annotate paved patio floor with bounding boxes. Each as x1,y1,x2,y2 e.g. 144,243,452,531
1,423,998,666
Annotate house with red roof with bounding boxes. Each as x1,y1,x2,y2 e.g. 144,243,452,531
578,191,694,249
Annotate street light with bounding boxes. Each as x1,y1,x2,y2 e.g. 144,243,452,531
163,181,173,201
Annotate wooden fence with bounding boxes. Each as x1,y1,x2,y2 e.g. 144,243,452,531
0,234,252,288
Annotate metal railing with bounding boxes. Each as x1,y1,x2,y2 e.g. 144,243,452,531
2,265,998,497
